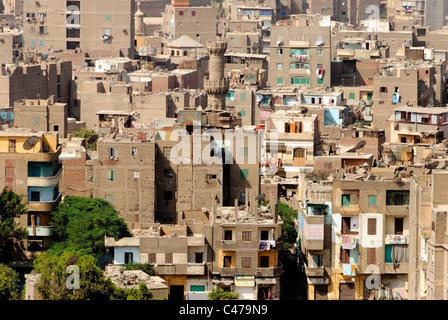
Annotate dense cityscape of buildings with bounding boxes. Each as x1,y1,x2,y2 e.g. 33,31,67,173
1,0,448,301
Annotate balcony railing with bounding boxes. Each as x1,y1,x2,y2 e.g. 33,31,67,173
27,226,54,237
28,192,61,212
256,265,283,277
27,168,62,187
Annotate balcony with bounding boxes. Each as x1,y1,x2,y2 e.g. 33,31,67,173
221,240,238,250
27,168,62,187
289,55,310,62
220,267,236,276
188,235,205,247
340,205,360,215
27,226,54,237
186,263,205,275
28,192,61,212
305,266,324,277
256,265,283,277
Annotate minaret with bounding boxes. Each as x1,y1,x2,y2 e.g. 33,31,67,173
204,40,229,110
135,1,144,36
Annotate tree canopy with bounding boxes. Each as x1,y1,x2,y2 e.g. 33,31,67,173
208,286,239,300
50,197,131,258
0,264,21,300
33,250,153,300
0,187,28,263
277,201,298,248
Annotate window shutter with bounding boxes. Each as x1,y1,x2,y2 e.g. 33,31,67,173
367,218,377,235
367,248,376,264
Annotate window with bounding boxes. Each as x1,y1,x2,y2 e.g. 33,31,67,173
293,148,305,158
191,10,196,16
367,248,376,264
105,194,113,203
195,252,203,263
386,191,409,206
277,77,283,84
206,173,217,180
53,125,59,132
163,191,173,200
317,49,323,55
240,93,246,101
107,147,118,159
367,218,376,235
179,10,183,15
342,217,351,234
342,194,350,207
290,77,310,85
148,253,156,264
8,140,16,153
32,117,40,125
223,256,232,267
165,253,173,264
242,257,251,268
107,169,116,181
348,92,355,100
313,255,323,267
277,63,283,70
124,252,133,264
242,231,251,241
131,147,137,156
133,170,139,179
224,230,233,241
259,256,269,268
239,147,248,158
240,169,249,178
39,26,48,35
163,147,172,157
260,230,269,241
380,87,388,93
105,14,111,20
277,48,283,54
395,218,404,235
368,195,377,206
341,248,350,263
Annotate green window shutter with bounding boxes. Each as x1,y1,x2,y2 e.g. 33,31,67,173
349,92,355,99
342,194,350,206
240,111,246,116
105,14,111,21
240,169,249,178
105,194,113,203
240,93,246,101
107,169,112,180
385,245,393,263
368,195,377,206
277,77,283,84
317,79,323,84
190,285,205,292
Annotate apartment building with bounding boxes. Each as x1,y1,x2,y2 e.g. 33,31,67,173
268,14,331,88
22,0,135,57
0,129,61,259
138,0,211,18
387,0,426,26
265,110,319,177
105,224,209,300
161,1,218,44
14,97,68,138
308,0,381,26
92,133,157,228
0,28,22,64
306,172,413,300
0,60,72,108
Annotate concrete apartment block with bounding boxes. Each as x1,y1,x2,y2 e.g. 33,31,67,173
22,0,135,57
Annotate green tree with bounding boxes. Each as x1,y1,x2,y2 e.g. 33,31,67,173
71,127,98,151
50,197,131,258
277,201,298,248
33,250,117,300
0,187,28,263
123,262,154,276
208,286,239,300
33,250,155,300
126,282,153,300
0,264,21,300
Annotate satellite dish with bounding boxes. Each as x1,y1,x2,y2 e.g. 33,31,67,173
425,161,439,170
87,134,99,144
23,136,38,150
355,140,366,150
96,253,113,268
